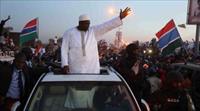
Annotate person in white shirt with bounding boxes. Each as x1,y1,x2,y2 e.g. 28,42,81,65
61,7,131,74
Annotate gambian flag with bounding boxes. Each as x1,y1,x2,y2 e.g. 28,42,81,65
156,19,182,56
20,18,38,46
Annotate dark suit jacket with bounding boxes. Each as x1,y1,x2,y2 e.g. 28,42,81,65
115,57,151,110
0,61,34,108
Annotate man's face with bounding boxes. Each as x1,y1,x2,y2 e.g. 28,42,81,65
26,51,33,61
25,49,33,61
15,58,26,70
78,20,90,31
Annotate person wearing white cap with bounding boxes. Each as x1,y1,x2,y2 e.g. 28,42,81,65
61,7,131,74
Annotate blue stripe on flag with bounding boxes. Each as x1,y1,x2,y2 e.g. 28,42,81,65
158,28,180,49
21,26,36,35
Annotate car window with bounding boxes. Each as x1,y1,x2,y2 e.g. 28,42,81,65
25,82,138,111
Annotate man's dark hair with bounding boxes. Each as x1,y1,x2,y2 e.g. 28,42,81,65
14,52,26,61
126,43,139,55
21,47,32,54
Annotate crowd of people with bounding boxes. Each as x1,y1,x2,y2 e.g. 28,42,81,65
99,40,200,111
0,34,199,111
0,35,63,111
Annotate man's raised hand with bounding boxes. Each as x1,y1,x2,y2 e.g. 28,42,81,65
119,7,131,20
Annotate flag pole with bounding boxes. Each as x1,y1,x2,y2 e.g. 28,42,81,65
177,23,188,55
36,17,39,40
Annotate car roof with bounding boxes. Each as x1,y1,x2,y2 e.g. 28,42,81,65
171,63,200,71
41,67,122,82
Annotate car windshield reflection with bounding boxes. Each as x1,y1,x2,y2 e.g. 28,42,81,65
26,82,137,111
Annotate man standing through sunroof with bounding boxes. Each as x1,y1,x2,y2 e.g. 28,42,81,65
61,7,131,74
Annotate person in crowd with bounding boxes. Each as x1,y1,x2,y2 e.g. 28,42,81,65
54,36,58,45
61,7,131,74
0,32,6,45
0,16,10,36
21,47,34,68
54,38,62,62
147,73,162,94
4,33,11,46
115,42,151,110
148,71,189,111
34,40,45,58
9,39,15,48
32,40,46,68
0,52,34,111
21,47,41,84
191,71,200,111
44,39,56,62
22,46,49,81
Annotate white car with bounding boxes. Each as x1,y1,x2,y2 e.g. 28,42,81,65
17,67,144,111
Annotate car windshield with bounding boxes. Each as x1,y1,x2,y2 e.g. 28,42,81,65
25,82,139,111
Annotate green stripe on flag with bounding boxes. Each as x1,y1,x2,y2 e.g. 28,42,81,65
20,32,37,46
161,38,182,56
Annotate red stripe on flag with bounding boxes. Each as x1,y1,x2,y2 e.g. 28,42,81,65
156,19,175,40
24,18,37,28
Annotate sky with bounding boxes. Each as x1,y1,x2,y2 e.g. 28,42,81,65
0,0,198,44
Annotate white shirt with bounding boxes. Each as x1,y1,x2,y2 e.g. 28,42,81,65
61,17,122,73
26,60,32,68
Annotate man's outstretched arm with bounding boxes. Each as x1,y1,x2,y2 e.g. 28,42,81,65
93,7,131,38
